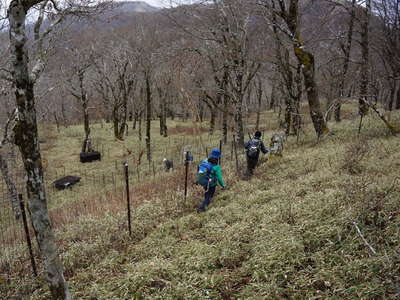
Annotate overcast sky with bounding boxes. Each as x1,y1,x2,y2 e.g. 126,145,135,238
144,0,178,8
145,0,166,7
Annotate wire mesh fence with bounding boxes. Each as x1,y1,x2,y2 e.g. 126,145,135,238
0,134,245,278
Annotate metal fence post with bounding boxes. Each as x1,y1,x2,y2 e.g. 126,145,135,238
19,194,37,277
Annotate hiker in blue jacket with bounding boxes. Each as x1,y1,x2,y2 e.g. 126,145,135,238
197,148,226,212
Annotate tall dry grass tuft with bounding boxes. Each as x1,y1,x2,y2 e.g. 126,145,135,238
341,139,371,175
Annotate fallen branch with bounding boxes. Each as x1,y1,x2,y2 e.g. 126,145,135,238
352,220,377,256
360,98,400,136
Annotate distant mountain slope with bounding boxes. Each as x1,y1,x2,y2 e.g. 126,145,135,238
113,1,159,13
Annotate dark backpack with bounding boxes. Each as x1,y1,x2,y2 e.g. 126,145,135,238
197,159,216,187
247,139,261,158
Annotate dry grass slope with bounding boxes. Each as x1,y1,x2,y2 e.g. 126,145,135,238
1,106,399,299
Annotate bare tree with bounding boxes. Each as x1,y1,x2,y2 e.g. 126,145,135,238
261,0,329,138
93,45,136,140
5,0,109,298
373,0,400,113
333,0,357,122
358,0,371,132
169,0,260,145
65,49,94,152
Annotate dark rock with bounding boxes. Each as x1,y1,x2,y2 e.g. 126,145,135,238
80,151,101,163
53,176,81,190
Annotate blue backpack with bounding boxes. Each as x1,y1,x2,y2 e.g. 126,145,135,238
197,160,216,187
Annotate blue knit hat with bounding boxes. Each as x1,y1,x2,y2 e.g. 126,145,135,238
209,148,221,159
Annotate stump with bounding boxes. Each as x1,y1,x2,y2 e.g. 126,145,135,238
53,176,81,190
80,151,101,163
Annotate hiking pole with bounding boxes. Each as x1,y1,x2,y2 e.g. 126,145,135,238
123,162,132,237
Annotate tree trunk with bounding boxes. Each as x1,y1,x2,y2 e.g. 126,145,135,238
234,102,245,146
0,150,21,219
8,1,71,298
335,0,356,122
295,46,328,137
198,102,204,123
255,78,262,131
278,0,328,138
81,93,91,153
133,109,138,130
113,105,119,140
145,75,152,162
359,0,371,117
209,105,216,135
118,96,127,139
162,99,168,137
138,110,142,142
222,94,229,144
61,100,68,127
292,64,302,135
269,83,276,111
54,112,60,133
159,113,164,136
158,87,167,137
395,86,400,110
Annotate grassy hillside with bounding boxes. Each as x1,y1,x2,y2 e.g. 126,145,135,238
1,105,400,299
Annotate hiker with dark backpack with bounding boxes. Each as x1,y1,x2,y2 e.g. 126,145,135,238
196,148,226,212
244,131,268,177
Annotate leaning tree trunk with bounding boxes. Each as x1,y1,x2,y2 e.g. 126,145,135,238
145,75,152,162
294,45,328,137
8,1,70,298
283,0,328,138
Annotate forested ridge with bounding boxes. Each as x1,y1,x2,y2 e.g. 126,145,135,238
0,0,399,299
